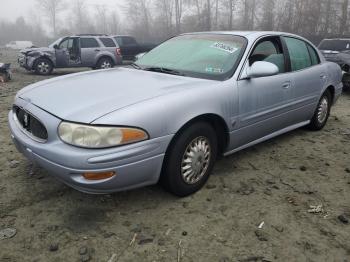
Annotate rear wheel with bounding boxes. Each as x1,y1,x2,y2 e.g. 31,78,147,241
96,57,114,70
161,122,218,197
307,90,332,131
34,58,53,75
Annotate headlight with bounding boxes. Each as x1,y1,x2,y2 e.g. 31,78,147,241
58,122,148,148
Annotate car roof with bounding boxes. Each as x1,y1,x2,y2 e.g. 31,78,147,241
182,31,302,38
321,38,350,41
179,31,317,47
111,35,134,38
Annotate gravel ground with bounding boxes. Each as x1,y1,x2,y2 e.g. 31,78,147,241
1,49,350,262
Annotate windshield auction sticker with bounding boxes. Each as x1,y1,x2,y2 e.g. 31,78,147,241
211,42,238,54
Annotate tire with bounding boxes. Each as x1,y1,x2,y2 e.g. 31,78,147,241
96,57,114,70
343,82,350,92
307,89,332,131
161,122,218,197
34,58,53,75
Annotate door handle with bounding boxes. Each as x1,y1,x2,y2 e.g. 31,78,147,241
320,74,327,79
282,82,291,89
94,49,100,52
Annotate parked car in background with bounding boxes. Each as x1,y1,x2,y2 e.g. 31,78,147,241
6,41,33,50
318,38,350,90
9,32,342,196
18,34,122,75
113,35,157,61
318,38,350,61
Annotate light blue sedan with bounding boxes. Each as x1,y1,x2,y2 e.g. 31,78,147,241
8,31,343,196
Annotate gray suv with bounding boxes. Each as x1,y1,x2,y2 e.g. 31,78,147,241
18,34,122,75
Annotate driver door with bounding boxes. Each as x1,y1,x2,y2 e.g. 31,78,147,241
55,38,70,67
232,36,295,149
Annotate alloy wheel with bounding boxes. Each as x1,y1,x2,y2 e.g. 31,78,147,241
101,61,112,69
37,61,50,74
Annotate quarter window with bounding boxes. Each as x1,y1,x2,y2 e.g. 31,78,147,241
80,38,99,48
284,37,312,71
99,38,116,47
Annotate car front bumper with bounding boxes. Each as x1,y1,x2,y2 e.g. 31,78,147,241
8,105,173,194
18,54,36,70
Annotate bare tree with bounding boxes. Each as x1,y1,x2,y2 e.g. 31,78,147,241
261,0,275,30
175,0,183,34
109,11,121,34
123,0,152,41
36,0,65,37
95,5,108,34
339,0,349,35
71,0,88,34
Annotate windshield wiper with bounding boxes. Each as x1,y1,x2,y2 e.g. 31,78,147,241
130,62,142,70
143,66,184,76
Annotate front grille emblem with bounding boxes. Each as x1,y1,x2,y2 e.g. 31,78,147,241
23,113,29,128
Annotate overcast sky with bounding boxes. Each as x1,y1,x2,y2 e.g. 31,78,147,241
0,0,124,22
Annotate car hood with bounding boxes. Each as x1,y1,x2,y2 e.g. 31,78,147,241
18,68,213,123
20,47,54,55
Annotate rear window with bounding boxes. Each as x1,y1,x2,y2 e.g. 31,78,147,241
99,38,116,47
318,40,350,52
80,38,99,48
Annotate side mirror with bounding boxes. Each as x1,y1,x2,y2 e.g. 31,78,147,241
246,61,279,78
53,44,59,49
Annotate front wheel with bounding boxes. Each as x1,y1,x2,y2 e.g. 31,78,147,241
34,58,53,75
161,122,218,197
96,57,114,70
307,90,332,131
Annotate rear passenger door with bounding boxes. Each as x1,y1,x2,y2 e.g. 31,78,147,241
80,38,101,67
282,36,324,121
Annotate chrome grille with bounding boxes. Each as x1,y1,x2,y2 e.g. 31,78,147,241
13,106,48,142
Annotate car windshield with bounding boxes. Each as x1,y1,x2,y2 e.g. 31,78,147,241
135,34,247,81
318,39,350,52
49,38,63,48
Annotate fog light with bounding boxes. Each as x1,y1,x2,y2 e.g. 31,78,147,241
82,171,116,180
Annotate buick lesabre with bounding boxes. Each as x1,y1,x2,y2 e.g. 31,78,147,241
9,31,343,196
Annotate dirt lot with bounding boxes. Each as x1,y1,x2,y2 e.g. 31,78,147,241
0,49,350,262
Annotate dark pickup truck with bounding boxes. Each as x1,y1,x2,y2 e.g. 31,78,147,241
112,35,157,61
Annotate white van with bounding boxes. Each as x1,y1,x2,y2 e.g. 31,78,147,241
5,41,33,50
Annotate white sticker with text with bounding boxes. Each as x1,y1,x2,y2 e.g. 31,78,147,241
211,42,238,54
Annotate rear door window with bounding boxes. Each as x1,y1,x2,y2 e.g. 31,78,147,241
283,37,312,71
80,38,99,48
307,44,320,66
100,38,116,47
